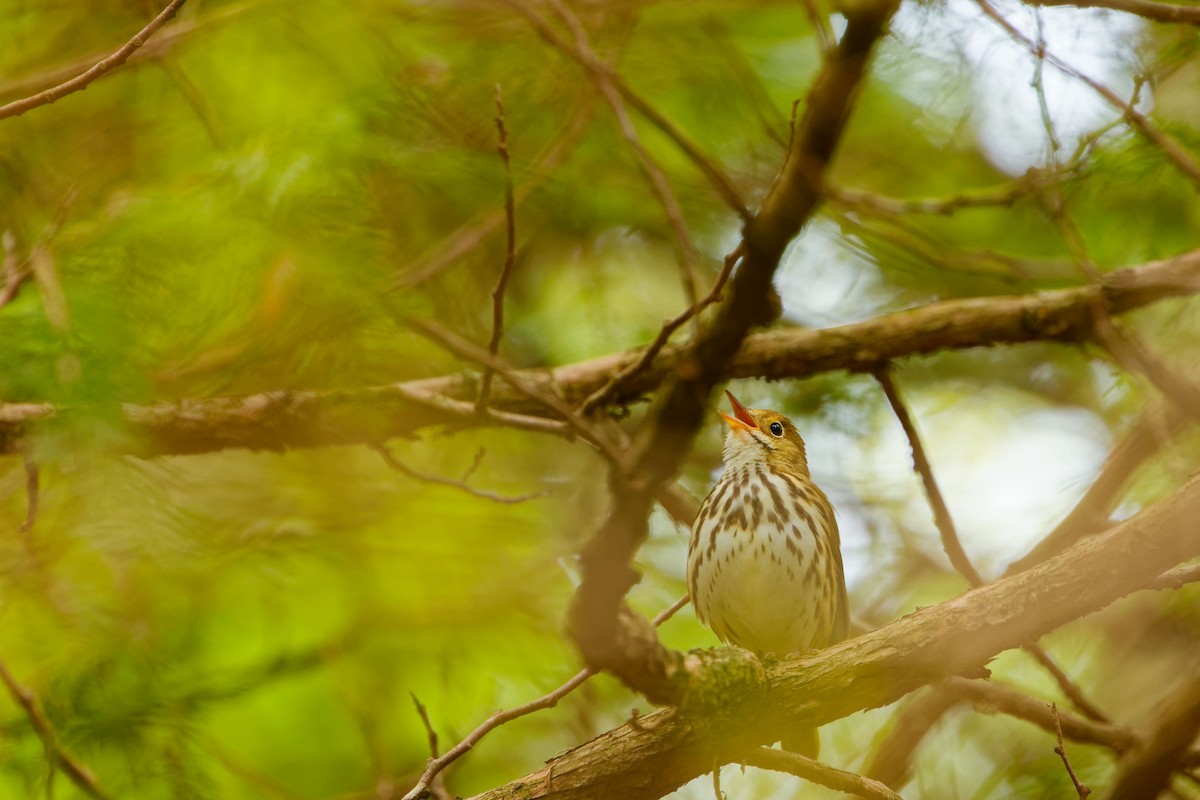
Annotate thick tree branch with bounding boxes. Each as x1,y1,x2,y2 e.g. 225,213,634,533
1,250,1198,458
469,471,1200,800
0,0,189,122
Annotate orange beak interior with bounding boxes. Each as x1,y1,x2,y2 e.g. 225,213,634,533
719,389,758,431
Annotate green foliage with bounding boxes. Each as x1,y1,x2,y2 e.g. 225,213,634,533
1,1,1199,799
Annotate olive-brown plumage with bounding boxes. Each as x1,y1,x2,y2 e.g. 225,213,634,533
687,390,848,757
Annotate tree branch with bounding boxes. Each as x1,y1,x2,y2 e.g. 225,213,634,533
1022,0,1200,23
1052,703,1093,799
0,656,111,800
736,747,904,800
0,0,189,122
477,84,519,413
2,249,1199,458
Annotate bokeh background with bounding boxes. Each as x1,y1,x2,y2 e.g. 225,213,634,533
2,1,1199,798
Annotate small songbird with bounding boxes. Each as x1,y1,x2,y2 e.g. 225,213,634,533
687,390,849,758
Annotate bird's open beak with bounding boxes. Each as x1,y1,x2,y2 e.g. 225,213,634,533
719,389,758,432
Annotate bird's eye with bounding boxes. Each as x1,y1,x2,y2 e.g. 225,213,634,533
769,422,784,437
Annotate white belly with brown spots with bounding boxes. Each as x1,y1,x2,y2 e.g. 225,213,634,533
687,466,840,657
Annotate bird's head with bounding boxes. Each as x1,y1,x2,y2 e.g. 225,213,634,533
718,389,809,476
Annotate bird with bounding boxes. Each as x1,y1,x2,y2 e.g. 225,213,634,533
687,389,849,759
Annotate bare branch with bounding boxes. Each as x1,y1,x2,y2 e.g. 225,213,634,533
1052,703,1093,799
0,2,254,102
1093,319,1200,424
1025,645,1109,723
944,678,1138,751
1023,0,1200,23
477,84,519,413
0,656,112,800
396,99,594,288
579,244,741,415
737,747,905,800
21,455,38,534
0,0,190,122
372,443,545,505
874,366,984,586
407,317,626,466
827,168,1071,216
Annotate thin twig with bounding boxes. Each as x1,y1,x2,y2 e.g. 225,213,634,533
477,84,519,414
876,366,1112,723
826,168,1074,216
1052,703,1093,799
800,0,835,54
504,0,749,221
21,455,39,534
1093,320,1200,424
0,1,255,102
372,443,545,504
0,0,190,121
0,657,111,800
409,693,451,800
1027,646,1108,723
1022,0,1200,24
736,747,905,800
394,384,573,439
537,0,700,316
0,190,77,314
975,0,1200,191
874,366,985,586
400,594,688,800
408,317,626,466
396,98,595,289
579,244,742,415
0,231,24,311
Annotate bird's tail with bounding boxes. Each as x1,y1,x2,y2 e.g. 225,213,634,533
781,726,820,759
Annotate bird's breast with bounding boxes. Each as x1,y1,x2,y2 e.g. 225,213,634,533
687,466,839,656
